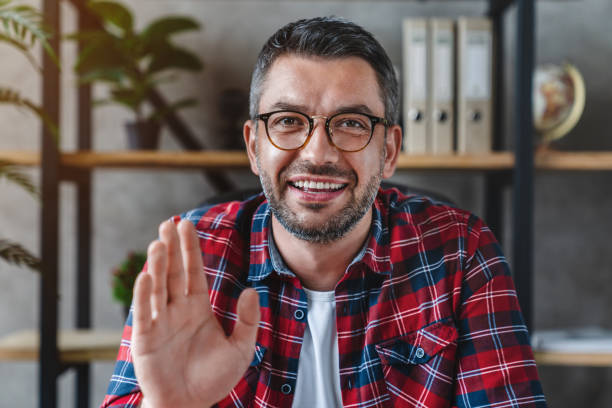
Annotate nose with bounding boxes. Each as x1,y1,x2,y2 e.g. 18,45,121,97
299,116,339,164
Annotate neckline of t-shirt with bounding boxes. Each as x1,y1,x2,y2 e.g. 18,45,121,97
303,287,336,302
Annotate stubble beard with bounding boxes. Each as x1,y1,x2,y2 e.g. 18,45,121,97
256,149,384,244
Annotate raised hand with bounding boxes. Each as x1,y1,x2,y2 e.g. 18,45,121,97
132,219,260,408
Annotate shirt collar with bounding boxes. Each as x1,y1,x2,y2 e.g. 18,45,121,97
247,190,392,283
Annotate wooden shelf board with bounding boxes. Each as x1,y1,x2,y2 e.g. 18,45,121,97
534,350,612,367
0,329,121,362
0,151,39,166
61,150,251,169
2,150,612,171
535,151,612,171
396,152,514,170
1,150,516,170
68,151,517,170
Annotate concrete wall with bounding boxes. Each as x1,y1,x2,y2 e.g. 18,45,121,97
0,0,610,406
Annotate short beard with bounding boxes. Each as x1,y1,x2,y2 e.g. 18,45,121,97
256,147,384,244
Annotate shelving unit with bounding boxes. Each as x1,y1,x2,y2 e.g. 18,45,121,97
6,1,530,407
7,0,608,407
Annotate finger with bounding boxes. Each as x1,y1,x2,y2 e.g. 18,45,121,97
159,220,185,302
230,288,260,359
178,219,208,296
133,272,153,336
147,239,168,316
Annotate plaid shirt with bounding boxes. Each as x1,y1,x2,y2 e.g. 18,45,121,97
102,188,546,408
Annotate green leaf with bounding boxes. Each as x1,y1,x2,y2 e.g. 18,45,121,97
65,29,114,43
88,0,133,34
0,31,40,70
142,16,200,46
0,87,60,144
112,276,132,306
0,5,59,66
78,68,125,84
148,73,178,86
0,161,39,198
74,36,126,75
112,251,146,306
0,239,40,272
110,88,143,112
147,45,203,74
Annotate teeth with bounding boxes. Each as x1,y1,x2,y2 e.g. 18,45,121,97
292,180,344,190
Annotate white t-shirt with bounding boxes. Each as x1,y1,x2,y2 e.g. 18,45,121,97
291,287,343,407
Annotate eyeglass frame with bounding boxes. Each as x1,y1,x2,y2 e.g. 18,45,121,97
254,109,389,152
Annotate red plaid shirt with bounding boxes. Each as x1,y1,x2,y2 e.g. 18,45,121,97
102,187,546,407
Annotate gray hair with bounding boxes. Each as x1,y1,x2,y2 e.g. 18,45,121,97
249,16,399,124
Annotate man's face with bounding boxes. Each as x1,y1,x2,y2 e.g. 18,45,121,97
244,55,401,244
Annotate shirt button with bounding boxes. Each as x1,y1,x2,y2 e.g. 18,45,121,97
294,309,305,321
281,383,292,394
415,347,425,359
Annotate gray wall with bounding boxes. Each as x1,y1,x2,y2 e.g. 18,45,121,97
0,0,610,406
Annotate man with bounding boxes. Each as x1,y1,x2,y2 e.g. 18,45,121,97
102,17,546,408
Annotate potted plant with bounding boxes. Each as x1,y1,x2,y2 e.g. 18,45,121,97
1,0,58,271
69,0,203,149
111,251,146,317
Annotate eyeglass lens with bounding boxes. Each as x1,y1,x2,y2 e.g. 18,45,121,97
265,111,373,151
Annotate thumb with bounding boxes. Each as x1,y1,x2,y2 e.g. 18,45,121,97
230,288,260,360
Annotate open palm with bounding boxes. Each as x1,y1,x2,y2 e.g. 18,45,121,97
131,219,260,408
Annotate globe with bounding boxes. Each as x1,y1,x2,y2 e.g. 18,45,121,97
533,63,585,143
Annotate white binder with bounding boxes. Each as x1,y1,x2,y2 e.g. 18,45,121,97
402,19,428,153
456,17,493,153
427,19,455,154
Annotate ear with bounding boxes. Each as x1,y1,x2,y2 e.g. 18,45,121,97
382,124,402,179
243,119,260,176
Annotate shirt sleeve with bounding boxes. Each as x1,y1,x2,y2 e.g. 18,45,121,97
453,215,547,407
100,306,144,407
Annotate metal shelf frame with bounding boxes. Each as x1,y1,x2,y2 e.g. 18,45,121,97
36,0,535,407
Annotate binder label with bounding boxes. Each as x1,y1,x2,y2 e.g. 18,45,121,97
434,29,453,102
409,28,427,100
464,31,491,100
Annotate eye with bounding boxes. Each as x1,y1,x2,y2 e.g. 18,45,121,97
270,113,306,128
338,118,366,129
332,114,370,132
279,117,299,126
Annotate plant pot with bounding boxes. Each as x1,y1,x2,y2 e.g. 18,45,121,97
125,120,161,150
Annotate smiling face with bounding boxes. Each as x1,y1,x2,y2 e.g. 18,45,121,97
244,55,401,244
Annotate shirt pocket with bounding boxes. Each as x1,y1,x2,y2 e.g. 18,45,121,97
375,318,458,407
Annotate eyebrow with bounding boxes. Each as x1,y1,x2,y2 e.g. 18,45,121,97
268,101,377,116
269,101,309,112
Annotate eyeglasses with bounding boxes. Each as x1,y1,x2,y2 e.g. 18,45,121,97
255,110,388,152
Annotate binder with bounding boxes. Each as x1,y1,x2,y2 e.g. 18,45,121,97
456,17,493,153
402,19,428,153
427,19,455,154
